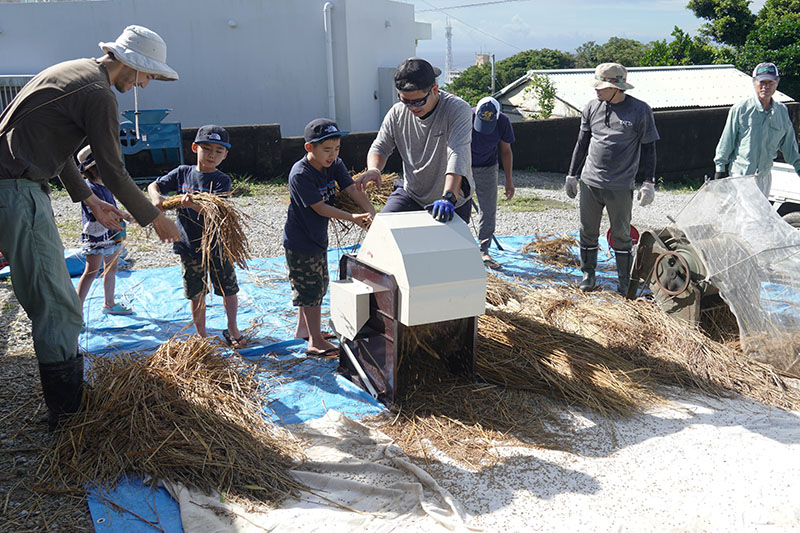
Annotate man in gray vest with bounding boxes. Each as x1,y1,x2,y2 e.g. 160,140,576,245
0,25,181,429
565,63,659,295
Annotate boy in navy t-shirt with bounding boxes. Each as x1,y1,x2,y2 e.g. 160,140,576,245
283,119,374,356
148,125,246,348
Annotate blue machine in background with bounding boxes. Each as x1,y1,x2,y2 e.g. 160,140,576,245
119,109,184,184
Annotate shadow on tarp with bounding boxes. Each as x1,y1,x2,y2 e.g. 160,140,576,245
85,235,609,533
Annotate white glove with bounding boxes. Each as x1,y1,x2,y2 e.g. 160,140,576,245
565,175,578,199
637,181,655,206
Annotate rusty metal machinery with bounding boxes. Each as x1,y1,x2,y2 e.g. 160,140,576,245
627,227,728,325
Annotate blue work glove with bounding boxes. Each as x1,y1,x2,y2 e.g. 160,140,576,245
425,198,455,222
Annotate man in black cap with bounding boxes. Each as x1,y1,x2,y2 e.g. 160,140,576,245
357,57,474,223
714,62,800,196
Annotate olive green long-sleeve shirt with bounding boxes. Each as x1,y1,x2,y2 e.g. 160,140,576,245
714,95,800,179
0,58,160,225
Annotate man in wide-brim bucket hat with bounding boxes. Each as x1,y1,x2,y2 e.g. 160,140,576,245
99,24,178,82
564,62,659,296
0,25,182,432
591,62,635,91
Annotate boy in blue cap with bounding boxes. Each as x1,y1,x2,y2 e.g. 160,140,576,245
148,125,246,348
283,118,374,356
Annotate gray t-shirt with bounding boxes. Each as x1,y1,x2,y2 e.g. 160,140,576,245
369,91,474,207
580,95,660,190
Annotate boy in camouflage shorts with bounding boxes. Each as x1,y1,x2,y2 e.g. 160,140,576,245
148,125,246,348
283,119,374,356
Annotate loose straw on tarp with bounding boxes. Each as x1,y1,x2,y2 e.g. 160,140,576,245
37,336,304,505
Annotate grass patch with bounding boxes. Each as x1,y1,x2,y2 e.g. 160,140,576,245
657,175,705,192
499,193,571,213
230,174,288,198
56,219,82,240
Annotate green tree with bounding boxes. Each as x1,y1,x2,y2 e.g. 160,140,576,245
447,48,574,104
574,41,599,68
640,27,724,66
522,73,557,119
735,0,800,98
595,37,649,66
687,0,756,46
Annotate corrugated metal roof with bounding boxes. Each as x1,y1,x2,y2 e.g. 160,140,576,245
494,65,794,111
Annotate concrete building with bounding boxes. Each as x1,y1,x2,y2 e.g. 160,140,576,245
0,0,431,135
495,65,796,121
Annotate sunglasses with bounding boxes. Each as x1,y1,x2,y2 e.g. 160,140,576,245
398,88,433,108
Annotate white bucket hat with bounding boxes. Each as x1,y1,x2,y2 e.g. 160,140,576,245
99,25,178,81
591,63,634,91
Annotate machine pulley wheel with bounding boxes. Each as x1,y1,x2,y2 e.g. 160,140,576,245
653,250,692,296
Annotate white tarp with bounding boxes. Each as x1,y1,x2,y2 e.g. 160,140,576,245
162,410,479,532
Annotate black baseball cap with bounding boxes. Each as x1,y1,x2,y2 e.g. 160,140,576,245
394,57,442,91
194,125,230,149
304,118,349,143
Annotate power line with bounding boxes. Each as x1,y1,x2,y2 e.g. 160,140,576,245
417,0,529,12
418,0,525,51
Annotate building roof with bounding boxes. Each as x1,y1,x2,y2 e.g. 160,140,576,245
494,65,795,113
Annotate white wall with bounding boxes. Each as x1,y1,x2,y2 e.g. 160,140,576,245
0,0,429,135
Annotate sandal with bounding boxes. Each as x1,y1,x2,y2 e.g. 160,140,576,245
222,329,247,349
102,303,132,315
482,254,500,269
305,347,339,357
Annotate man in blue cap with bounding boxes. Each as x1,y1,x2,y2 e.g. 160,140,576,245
471,96,515,268
714,62,800,196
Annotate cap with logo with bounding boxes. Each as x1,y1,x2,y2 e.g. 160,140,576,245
394,57,442,92
474,96,501,135
752,62,779,82
591,63,634,91
77,145,96,173
304,118,349,143
194,125,231,149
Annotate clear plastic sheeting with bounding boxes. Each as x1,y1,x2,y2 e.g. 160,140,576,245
675,176,800,374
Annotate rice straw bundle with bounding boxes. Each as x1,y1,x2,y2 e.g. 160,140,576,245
38,336,303,505
476,310,659,416
162,192,251,270
522,286,800,411
333,170,398,213
521,233,579,266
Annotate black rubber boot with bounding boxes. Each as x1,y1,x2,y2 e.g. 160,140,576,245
579,246,597,292
615,249,633,297
38,354,84,431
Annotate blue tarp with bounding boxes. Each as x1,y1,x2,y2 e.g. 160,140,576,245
80,234,623,532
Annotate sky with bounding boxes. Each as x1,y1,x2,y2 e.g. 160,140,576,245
408,0,767,72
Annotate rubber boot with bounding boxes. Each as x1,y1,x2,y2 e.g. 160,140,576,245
615,249,633,297
38,354,84,431
579,246,597,292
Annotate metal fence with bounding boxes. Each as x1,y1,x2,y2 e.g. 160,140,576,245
0,75,34,111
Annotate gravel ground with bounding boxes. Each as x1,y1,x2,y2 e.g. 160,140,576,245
0,171,694,532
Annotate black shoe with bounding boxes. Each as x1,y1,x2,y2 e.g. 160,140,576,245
38,354,84,431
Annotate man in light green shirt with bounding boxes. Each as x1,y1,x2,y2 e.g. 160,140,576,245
714,62,800,196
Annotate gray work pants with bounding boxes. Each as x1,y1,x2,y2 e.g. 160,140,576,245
472,165,498,254
0,179,82,363
579,181,634,252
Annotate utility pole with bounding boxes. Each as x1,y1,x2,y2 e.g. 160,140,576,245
490,54,496,93
445,17,453,84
